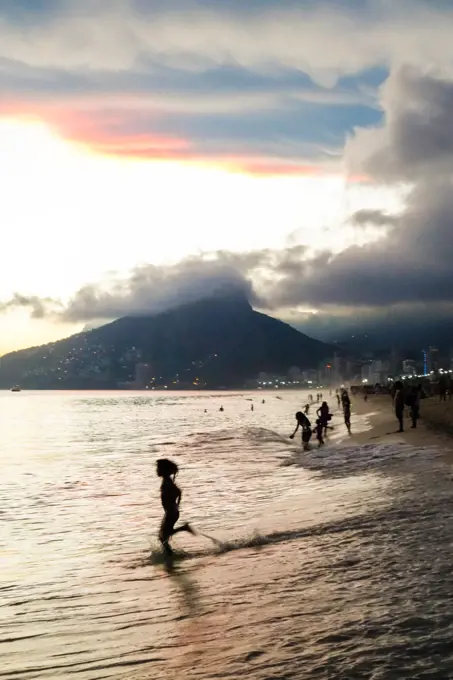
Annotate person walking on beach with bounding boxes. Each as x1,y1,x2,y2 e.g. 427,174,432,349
156,458,194,556
304,403,310,415
439,375,447,402
394,385,405,433
290,411,312,450
317,401,331,436
407,385,421,429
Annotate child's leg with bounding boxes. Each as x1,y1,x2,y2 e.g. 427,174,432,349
159,511,179,551
173,523,195,535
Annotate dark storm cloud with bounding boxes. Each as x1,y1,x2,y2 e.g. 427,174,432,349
346,66,453,180
59,259,259,322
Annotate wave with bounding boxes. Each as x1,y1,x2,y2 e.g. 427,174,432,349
281,441,441,478
137,508,419,568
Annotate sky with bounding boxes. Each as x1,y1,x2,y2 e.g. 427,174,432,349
2,0,453,353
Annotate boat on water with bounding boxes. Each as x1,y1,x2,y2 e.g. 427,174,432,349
10,386,21,392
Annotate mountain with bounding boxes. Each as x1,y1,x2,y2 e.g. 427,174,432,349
0,296,332,389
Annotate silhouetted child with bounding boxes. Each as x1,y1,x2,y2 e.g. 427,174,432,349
341,390,352,434
156,458,194,556
316,401,331,436
290,411,312,450
315,419,325,446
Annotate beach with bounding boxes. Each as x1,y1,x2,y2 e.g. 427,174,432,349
2,390,453,680
350,391,453,458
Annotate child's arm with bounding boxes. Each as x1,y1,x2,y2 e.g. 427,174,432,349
289,423,299,439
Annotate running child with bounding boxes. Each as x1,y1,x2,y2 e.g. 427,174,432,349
156,458,194,556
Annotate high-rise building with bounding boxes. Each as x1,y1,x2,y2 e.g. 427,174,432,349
402,359,417,375
362,360,389,384
427,347,439,373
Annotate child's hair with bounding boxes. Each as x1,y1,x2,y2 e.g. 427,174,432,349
296,411,304,420
156,458,179,478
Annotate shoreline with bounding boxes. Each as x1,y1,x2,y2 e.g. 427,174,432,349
347,393,453,459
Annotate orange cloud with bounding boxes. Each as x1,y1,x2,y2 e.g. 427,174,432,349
0,99,342,178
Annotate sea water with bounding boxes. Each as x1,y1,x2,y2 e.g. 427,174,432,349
1,390,453,679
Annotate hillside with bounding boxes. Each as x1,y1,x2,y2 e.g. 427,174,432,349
0,296,331,389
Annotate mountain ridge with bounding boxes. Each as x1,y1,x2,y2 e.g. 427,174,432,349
0,296,332,388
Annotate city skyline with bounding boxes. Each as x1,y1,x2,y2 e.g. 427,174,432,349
2,1,453,353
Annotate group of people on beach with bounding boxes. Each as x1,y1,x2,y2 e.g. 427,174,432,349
392,381,422,432
290,388,352,450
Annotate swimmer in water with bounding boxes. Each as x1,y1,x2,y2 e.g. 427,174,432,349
156,458,194,556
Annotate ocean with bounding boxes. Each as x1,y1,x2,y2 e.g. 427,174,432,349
1,390,453,679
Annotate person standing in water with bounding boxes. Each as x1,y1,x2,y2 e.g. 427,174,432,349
314,419,325,446
341,389,351,434
156,458,194,556
317,401,330,436
290,411,312,450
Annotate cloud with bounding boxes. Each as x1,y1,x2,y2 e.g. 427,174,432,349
5,64,448,323
0,58,375,172
59,258,259,322
2,1,453,170
1,1,453,80
2,8,453,333
0,293,61,318
351,209,398,227
346,66,453,180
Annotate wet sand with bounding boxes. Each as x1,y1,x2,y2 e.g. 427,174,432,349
349,393,453,458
